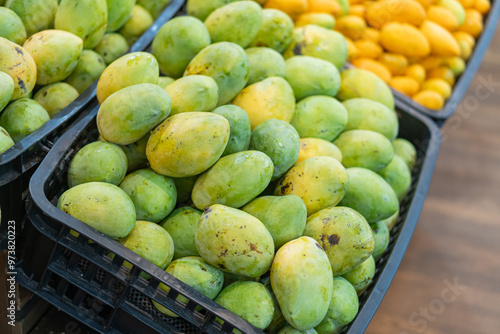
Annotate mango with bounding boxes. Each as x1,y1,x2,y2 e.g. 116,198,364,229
297,138,342,164
440,0,466,26
185,42,249,106
353,39,383,59
262,279,288,334
96,52,159,104
0,38,36,100
453,31,475,48
271,236,333,330
339,167,399,223
352,58,392,83
458,9,483,37
192,150,274,209
413,90,445,110
137,0,171,19
295,13,336,29
405,64,427,84
421,20,461,57
474,0,491,14
380,23,430,58
335,15,366,41
33,83,79,118
0,7,27,45
186,0,240,21
427,6,460,31
157,76,175,89
392,138,417,170
120,134,150,173
278,326,317,334
147,112,230,177
0,98,50,143
94,33,129,65
275,156,348,216
65,50,106,94
422,78,452,98
195,204,275,277
383,209,400,230
308,0,343,17
379,53,408,76
458,39,473,60
0,127,15,154
212,105,251,157
365,0,426,29
118,5,154,46
166,76,218,115
106,0,135,32
161,207,202,259
364,27,380,43
246,47,286,86
428,66,456,83
390,76,420,97
248,9,294,54
444,56,466,76
97,83,171,145
370,221,390,261
264,0,308,20
5,0,58,36
345,37,359,61
342,256,375,295
172,175,198,203
0,72,14,111
57,182,136,239
152,16,211,79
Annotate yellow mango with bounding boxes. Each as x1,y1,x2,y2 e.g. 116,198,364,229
426,6,460,31
458,40,473,59
307,0,342,16
420,20,461,57
421,78,452,98
364,27,380,43
439,0,466,25
453,31,476,47
474,0,490,14
354,39,383,59
349,4,366,17
295,13,336,29
414,0,436,8
380,22,431,57
405,64,427,84
345,37,359,60
458,0,475,8
458,9,483,37
444,56,466,75
265,0,309,19
365,0,426,29
335,15,366,40
352,58,392,83
379,53,408,76
418,56,444,70
427,66,455,85
390,76,420,96
413,90,445,109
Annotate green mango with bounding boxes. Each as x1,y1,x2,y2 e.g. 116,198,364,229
57,182,136,239
383,208,399,231
172,176,198,204
119,168,177,223
118,5,154,46
120,134,150,173
106,0,135,32
195,204,274,277
0,72,14,111
5,0,58,36
97,83,171,145
0,127,15,154
342,256,376,295
285,56,341,101
275,156,348,216
291,96,347,141
67,141,128,188
260,277,288,334
152,16,211,79
249,119,300,179
249,9,294,54
65,50,106,94
0,98,50,143
161,207,202,259
184,42,249,106
0,37,36,99
339,167,399,223
166,75,218,115
271,236,333,331
94,33,129,65
33,82,79,118
378,155,412,201
0,7,27,45
157,76,175,89
303,206,374,276
278,326,318,334
245,47,286,86
137,0,171,19
297,138,342,165
192,150,274,209
370,221,389,261
212,105,251,157
392,138,417,170
186,0,240,21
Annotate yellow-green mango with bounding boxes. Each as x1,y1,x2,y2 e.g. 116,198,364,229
57,182,136,239
334,130,394,172
55,0,108,49
295,13,336,29
392,138,417,170
0,127,15,154
5,0,58,36
233,77,295,130
166,75,218,115
342,256,375,295
172,175,198,204
137,0,171,19
118,5,153,46
185,42,249,106
260,276,288,334
245,47,286,86
192,150,274,209
275,156,348,216
146,112,230,177
94,33,129,65
337,68,395,110
0,72,14,111
0,37,36,100
212,105,251,157
97,83,171,145
120,133,149,173
439,0,465,26
187,0,240,21
303,206,374,276
370,221,389,261
291,96,347,141
279,326,318,334
378,155,412,201
242,195,307,249
383,208,399,231
23,30,83,86
161,207,202,259
285,56,341,101
96,52,159,104
33,82,79,118
339,167,399,223
152,16,211,79
65,50,106,94
0,7,27,45
67,141,128,188
157,76,175,89
0,98,49,143
271,236,333,331
296,138,342,165
107,0,135,32
249,9,294,54
195,204,274,277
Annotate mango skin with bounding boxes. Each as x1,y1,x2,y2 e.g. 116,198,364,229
249,9,294,54
334,130,394,172
383,208,399,231
392,138,417,170
378,155,412,201
119,168,177,223
187,0,240,21
97,52,160,104
166,75,218,115
33,82,79,118
0,72,14,111
118,5,154,46
107,0,135,32
242,195,307,250
57,182,136,239
0,98,50,143
0,37,37,100
172,175,198,204
275,156,348,216
195,204,275,277
65,50,107,94
212,105,251,157
250,119,300,179
120,133,149,173
370,221,389,261
342,256,376,295
152,16,211,79
23,30,83,86
278,326,318,334
303,206,374,276
157,76,175,89
147,112,230,178
94,33,129,65
232,77,295,130
215,281,274,330
184,42,249,106
271,236,333,331
137,0,172,19
0,7,27,45
246,47,286,86
161,207,202,259
297,138,342,165
192,150,274,209
339,167,399,224
291,96,347,141
285,56,341,101
97,83,172,145
0,127,15,154
5,0,58,36
67,141,128,188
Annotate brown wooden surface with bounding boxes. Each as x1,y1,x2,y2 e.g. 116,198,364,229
366,23,500,334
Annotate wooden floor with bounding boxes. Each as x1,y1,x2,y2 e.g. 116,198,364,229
366,23,500,334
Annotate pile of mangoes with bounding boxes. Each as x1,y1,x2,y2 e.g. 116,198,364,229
0,0,170,154
264,0,491,111
54,1,420,333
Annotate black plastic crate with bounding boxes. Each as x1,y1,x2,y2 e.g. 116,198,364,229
0,0,186,248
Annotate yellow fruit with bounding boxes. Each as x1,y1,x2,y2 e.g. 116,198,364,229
413,90,445,109
307,0,341,16
474,0,490,13
444,56,466,75
427,67,455,85
354,39,383,59
365,0,426,29
380,22,430,57
453,31,476,47
364,27,380,43
426,6,460,31
421,78,452,98
335,15,366,40
420,20,461,57
351,58,392,83
414,0,437,9
295,13,336,29
345,37,359,60
458,9,483,37
418,56,444,70
265,0,309,19
457,39,473,59
390,76,420,96
379,53,409,76
349,4,366,17
406,64,427,83
458,0,475,8
439,0,466,25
